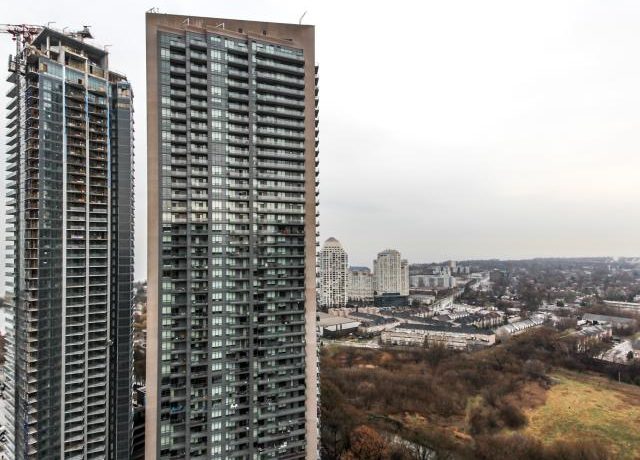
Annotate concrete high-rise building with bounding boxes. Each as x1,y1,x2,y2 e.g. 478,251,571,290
145,13,319,459
3,26,134,459
318,238,348,308
400,259,409,296
373,249,406,295
347,267,374,302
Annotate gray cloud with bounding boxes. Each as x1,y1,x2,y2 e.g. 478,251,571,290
1,0,638,282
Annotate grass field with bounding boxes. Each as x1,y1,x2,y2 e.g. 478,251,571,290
523,370,640,460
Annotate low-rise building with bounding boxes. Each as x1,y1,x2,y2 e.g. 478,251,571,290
495,315,545,339
410,274,455,290
409,291,436,305
382,323,495,350
603,300,640,314
348,311,400,334
456,312,503,329
317,312,361,337
570,324,612,352
373,293,410,308
582,313,637,329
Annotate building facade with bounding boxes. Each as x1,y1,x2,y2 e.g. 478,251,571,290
373,249,405,295
347,266,374,302
145,14,319,459
381,325,496,350
4,27,134,459
409,274,456,290
318,238,347,308
400,259,409,296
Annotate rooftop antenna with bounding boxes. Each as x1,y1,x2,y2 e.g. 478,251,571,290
46,21,56,29
298,11,307,25
78,25,93,40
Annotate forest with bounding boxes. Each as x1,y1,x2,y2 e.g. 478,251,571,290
320,328,640,460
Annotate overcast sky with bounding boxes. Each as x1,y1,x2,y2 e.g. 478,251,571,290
1,0,639,280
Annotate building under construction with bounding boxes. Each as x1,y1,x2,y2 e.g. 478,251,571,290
3,25,134,459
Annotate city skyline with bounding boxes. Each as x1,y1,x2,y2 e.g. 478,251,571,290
1,0,639,283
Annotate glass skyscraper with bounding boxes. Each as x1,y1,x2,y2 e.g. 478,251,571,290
3,27,134,459
145,13,319,459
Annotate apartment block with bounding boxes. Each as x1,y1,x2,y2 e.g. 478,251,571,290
3,27,134,459
145,14,319,459
346,267,373,302
373,249,408,296
318,238,348,308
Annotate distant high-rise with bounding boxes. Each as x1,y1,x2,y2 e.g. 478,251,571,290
145,13,319,459
319,238,348,308
373,249,408,295
3,26,134,459
401,259,410,296
347,267,374,302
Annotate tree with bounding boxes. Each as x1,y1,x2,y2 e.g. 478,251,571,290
342,425,389,460
321,378,361,460
518,280,543,311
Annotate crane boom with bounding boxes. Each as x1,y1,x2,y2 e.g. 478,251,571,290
0,23,42,56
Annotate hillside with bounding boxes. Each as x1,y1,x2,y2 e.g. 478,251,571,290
524,370,640,460
320,329,640,459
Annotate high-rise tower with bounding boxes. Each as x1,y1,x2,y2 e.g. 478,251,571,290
3,26,134,459
347,267,374,302
373,249,405,295
145,13,319,459
318,238,348,308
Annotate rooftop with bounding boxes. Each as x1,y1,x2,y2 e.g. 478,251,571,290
317,312,360,328
583,313,637,325
396,322,495,336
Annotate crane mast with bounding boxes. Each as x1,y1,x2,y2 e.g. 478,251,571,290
1,24,42,72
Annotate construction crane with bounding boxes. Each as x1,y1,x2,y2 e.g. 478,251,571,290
1,23,42,52
1,24,42,73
